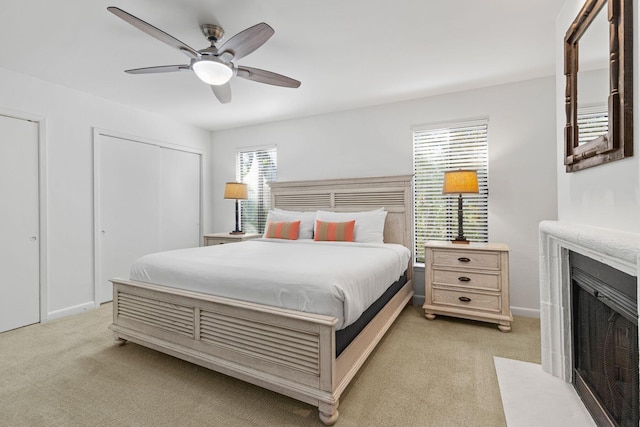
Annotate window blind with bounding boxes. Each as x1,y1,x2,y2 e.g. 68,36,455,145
413,120,489,263
237,147,277,234
577,105,608,146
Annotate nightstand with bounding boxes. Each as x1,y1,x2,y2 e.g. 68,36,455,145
203,233,261,246
422,241,513,332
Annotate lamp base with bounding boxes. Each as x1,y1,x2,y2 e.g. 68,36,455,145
229,231,245,235
451,237,470,244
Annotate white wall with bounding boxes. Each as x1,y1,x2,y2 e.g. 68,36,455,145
212,77,558,316
556,1,640,230
0,67,213,320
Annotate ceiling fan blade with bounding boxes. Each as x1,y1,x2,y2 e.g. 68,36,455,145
211,83,232,104
125,65,191,74
236,66,301,88
107,7,200,58
218,23,274,61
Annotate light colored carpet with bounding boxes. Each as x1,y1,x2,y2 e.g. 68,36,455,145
0,303,540,426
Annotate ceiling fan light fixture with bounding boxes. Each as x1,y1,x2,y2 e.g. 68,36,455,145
191,57,233,85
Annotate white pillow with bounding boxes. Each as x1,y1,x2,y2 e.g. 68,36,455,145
265,209,316,239
315,208,387,243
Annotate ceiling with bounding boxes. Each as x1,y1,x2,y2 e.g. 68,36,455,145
0,0,564,131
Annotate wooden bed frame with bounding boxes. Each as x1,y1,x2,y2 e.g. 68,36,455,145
109,175,414,425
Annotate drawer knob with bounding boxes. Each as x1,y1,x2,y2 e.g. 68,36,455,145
458,257,471,263
458,296,472,302
458,276,471,282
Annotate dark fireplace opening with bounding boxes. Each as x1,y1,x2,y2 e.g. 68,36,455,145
571,251,639,427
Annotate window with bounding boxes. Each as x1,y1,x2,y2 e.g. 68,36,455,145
237,147,277,234
413,120,489,263
577,105,608,146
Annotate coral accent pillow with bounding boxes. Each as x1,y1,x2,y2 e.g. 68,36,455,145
263,209,316,239
314,220,356,242
265,220,301,240
315,208,387,243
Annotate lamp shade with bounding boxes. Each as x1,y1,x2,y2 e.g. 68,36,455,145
442,170,479,194
224,182,248,200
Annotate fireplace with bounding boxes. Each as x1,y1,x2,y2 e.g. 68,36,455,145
570,251,638,426
539,221,640,426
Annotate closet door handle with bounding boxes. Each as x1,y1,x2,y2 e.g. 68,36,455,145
458,257,471,263
458,276,471,282
458,296,472,303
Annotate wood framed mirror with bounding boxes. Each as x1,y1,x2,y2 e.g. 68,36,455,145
564,0,633,172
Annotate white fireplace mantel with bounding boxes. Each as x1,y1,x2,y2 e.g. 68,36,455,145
539,220,640,382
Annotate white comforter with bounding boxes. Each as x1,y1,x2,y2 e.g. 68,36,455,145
129,239,411,329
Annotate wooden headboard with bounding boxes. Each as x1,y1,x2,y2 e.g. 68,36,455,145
269,175,414,275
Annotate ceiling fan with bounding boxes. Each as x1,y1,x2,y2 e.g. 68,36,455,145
107,6,301,104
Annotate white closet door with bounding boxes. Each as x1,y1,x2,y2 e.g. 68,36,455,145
0,115,40,332
98,136,160,303
96,134,202,304
159,148,200,251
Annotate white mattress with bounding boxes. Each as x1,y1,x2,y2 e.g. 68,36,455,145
129,239,411,330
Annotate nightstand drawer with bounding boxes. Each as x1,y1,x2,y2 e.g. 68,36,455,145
432,269,500,291
432,288,501,313
432,249,500,270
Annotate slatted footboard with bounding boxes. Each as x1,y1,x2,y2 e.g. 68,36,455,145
110,279,341,419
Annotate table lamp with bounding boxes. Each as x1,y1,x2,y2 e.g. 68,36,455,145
442,170,479,244
224,182,248,235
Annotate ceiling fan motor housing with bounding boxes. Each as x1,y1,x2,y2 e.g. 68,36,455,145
201,24,224,43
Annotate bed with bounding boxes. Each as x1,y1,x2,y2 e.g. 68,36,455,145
109,175,414,425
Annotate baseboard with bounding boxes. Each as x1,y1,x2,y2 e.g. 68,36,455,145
46,301,97,322
511,306,540,318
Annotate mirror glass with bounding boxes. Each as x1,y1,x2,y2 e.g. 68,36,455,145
577,4,609,146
